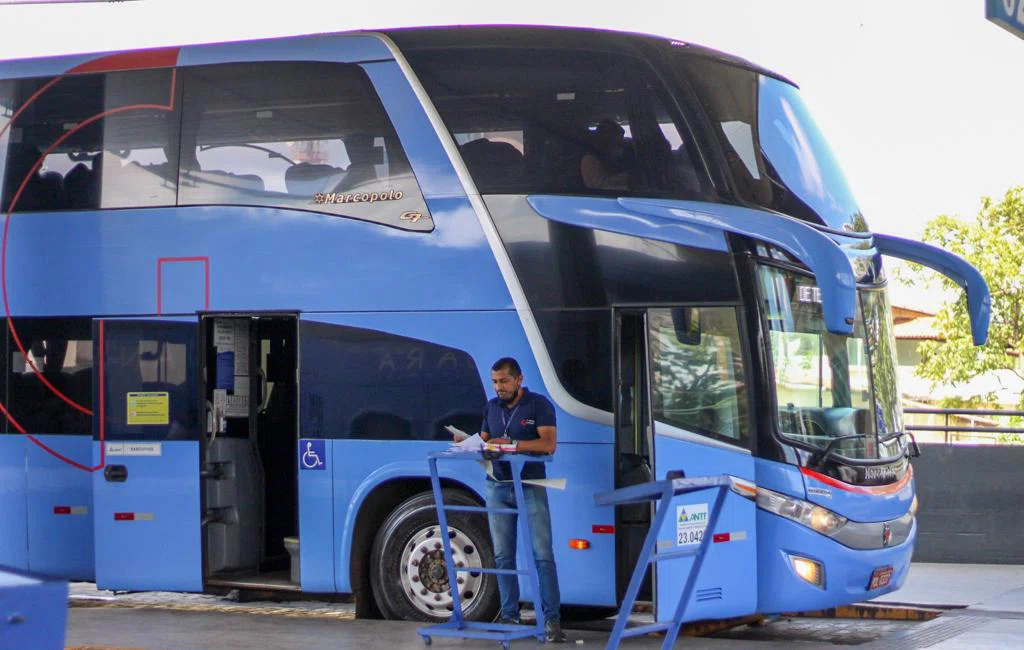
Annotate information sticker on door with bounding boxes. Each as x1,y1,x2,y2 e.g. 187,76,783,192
127,392,169,425
676,503,709,546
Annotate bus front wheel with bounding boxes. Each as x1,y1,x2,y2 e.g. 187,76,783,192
370,489,499,622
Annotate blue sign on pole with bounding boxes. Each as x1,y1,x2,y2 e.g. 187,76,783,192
987,0,1024,40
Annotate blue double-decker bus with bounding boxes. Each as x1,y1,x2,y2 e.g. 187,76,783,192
0,26,989,623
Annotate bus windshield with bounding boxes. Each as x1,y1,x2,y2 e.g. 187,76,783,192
758,264,902,460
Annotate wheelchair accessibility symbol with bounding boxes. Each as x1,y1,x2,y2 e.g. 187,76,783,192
300,439,326,471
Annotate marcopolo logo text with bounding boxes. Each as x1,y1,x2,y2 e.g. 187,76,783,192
314,189,404,205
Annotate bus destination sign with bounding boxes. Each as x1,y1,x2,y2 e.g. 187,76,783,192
988,0,1024,40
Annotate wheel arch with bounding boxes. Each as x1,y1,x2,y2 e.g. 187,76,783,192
347,471,483,618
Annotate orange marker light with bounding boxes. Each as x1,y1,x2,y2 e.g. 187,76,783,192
569,539,591,550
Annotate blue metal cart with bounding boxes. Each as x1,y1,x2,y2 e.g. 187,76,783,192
417,450,552,649
594,475,733,650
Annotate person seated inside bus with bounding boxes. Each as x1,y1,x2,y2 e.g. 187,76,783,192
180,145,266,200
3,144,65,211
458,138,524,192
580,118,632,192
63,154,101,210
284,162,346,196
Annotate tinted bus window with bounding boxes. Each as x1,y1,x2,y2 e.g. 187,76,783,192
1,70,180,212
178,62,431,231
0,80,12,215
648,307,749,445
101,323,197,441
676,56,866,232
534,309,612,412
7,318,91,435
300,321,485,441
406,47,713,200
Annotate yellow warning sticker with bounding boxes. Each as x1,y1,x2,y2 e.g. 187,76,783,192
127,392,169,425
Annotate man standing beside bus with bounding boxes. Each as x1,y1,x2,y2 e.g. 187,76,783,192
480,357,566,643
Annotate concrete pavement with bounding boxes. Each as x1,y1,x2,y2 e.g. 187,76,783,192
863,562,1024,647
63,563,1024,649
873,562,1024,609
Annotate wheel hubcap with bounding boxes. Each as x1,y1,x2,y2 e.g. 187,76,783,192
401,524,484,618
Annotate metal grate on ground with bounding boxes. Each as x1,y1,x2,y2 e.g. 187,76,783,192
856,615,989,650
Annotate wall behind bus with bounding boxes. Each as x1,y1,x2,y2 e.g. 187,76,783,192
912,444,1024,564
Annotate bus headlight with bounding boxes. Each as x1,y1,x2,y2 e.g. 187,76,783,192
909,494,919,517
756,487,847,535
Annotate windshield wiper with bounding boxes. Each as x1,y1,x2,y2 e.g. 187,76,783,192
809,434,864,470
879,430,921,457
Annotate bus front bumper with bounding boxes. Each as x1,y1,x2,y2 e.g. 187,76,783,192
755,509,916,614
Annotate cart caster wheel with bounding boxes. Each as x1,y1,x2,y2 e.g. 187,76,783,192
421,635,432,646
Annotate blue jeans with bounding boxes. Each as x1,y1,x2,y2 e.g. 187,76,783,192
485,479,561,624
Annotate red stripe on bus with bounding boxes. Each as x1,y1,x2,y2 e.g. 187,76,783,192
592,525,615,534
53,506,71,515
713,533,730,543
68,48,180,74
114,512,135,521
799,464,913,496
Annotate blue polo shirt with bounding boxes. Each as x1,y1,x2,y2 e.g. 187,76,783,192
480,387,556,481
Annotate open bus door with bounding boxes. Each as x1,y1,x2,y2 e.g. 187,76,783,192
616,307,758,622
91,318,203,592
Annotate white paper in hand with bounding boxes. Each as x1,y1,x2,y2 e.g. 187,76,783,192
445,425,469,442
450,433,485,452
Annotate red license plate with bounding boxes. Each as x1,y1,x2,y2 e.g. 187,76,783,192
868,565,894,590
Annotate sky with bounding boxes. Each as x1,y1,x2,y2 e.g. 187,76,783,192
0,0,1021,307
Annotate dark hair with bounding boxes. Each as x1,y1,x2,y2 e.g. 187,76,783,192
491,357,522,378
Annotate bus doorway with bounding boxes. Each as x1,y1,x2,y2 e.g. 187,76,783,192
200,314,299,591
613,309,654,602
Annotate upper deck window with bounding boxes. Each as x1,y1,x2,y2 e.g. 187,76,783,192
676,56,866,232
178,62,431,231
0,69,180,212
405,47,714,200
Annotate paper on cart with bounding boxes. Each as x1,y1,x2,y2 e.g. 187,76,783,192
448,432,485,452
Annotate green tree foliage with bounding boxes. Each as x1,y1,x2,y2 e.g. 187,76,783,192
910,186,1024,406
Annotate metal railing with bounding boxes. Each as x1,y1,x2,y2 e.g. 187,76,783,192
903,408,1024,444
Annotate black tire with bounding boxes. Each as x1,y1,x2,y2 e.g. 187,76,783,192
370,489,499,622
